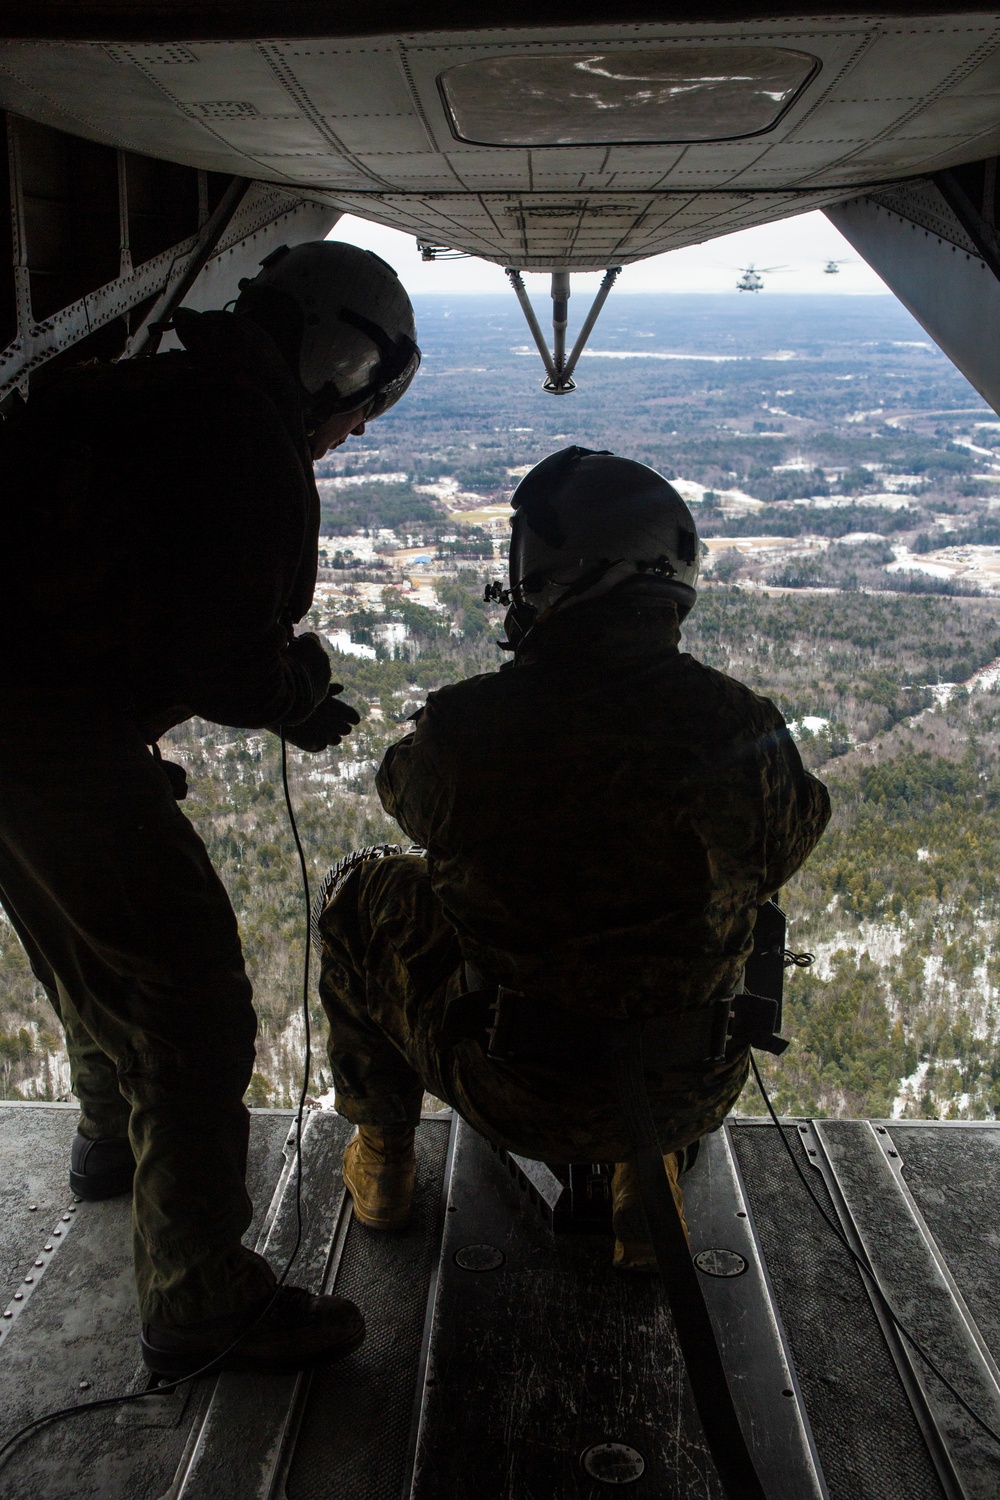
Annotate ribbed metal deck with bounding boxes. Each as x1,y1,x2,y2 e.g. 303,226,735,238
0,1103,998,1498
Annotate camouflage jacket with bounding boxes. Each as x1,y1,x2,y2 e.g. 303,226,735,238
377,586,830,1020
0,310,322,736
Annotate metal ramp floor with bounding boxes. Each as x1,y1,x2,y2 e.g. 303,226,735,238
0,1103,998,1498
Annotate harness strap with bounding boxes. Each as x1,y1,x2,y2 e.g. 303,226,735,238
611,1025,769,1500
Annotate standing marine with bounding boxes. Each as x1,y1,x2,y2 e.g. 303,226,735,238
0,241,420,1375
318,447,831,1264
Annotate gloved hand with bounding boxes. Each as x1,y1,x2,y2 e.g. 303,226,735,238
279,687,361,752
286,631,332,703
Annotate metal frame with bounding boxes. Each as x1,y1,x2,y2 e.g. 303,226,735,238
802,1119,1000,1500
167,1110,356,1500
128,176,251,356
0,110,338,403
825,158,1000,416
505,265,621,394
0,1199,84,1350
682,1123,829,1499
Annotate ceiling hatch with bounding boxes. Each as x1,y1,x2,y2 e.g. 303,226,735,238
439,46,819,147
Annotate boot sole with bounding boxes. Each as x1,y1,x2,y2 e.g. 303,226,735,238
348,1200,412,1231
140,1322,366,1379
69,1166,135,1201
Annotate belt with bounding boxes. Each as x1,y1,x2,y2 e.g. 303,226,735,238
445,965,788,1071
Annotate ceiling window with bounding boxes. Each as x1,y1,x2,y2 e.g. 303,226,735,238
439,47,818,146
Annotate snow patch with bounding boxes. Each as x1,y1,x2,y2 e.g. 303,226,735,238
892,1060,931,1118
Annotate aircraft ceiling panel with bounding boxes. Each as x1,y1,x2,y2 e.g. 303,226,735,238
310,186,843,267
280,44,418,119
200,118,332,156
446,155,544,190
956,46,1000,93
252,159,376,186
658,142,774,170
799,98,940,139
603,156,691,185
353,151,453,178
1,17,1000,267
909,93,1000,134
0,46,207,153
528,147,617,175
327,116,432,156
824,21,1000,95
116,45,294,112
842,131,1000,169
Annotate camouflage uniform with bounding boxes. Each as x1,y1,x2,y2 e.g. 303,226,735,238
320,586,830,1162
0,312,328,1326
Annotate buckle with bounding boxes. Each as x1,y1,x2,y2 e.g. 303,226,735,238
486,986,521,1062
707,996,734,1063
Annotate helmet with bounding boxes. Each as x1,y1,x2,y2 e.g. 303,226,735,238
233,240,420,426
503,446,700,649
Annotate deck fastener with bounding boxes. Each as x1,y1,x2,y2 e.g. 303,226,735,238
581,1442,645,1484
454,1244,505,1271
695,1248,748,1278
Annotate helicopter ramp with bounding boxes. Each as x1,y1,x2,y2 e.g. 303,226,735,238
0,1102,998,1499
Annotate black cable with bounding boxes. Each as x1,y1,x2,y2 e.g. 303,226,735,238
280,728,313,1265
0,732,314,1468
750,1052,1000,1449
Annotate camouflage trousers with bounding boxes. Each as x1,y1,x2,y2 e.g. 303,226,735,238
318,853,750,1162
0,703,275,1327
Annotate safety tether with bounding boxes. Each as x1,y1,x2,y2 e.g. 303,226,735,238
611,1026,769,1500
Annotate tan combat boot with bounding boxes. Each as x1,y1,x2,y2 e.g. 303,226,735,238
611,1152,689,1271
342,1125,416,1231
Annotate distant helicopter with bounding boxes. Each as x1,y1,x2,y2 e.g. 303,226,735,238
735,263,787,291
824,258,851,273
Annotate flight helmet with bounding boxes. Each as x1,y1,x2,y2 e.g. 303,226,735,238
502,446,700,649
234,240,420,429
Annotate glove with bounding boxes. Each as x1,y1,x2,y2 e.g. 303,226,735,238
278,687,361,752
285,631,332,712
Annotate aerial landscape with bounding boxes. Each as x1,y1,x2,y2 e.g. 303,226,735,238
3,289,1000,1126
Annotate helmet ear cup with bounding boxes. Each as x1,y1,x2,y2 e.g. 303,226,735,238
502,600,537,652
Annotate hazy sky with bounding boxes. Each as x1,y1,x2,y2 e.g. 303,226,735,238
332,207,889,297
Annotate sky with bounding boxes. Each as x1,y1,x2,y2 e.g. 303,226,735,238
331,207,890,297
